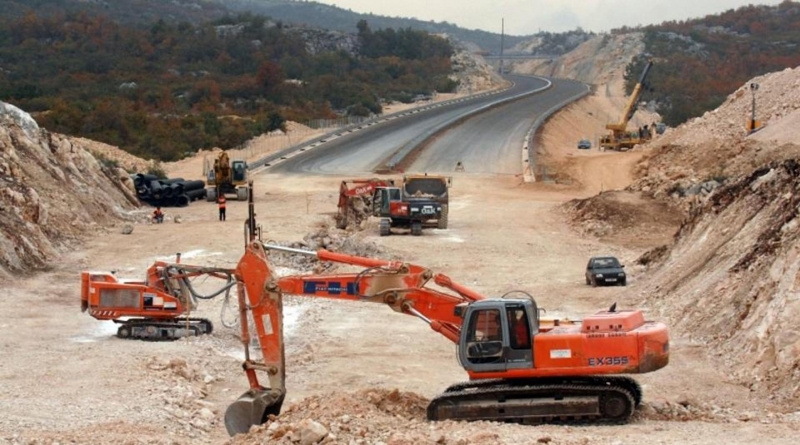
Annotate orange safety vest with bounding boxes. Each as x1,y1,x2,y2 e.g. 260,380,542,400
218,196,226,209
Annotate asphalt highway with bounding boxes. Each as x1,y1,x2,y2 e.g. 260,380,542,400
267,75,585,175
409,78,588,174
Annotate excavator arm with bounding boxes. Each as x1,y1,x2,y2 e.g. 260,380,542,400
224,240,485,435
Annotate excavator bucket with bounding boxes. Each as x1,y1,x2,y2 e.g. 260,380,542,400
224,388,284,436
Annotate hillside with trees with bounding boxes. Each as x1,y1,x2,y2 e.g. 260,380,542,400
0,11,455,161
623,1,800,127
223,0,527,53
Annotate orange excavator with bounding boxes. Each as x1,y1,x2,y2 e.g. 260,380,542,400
81,184,669,436
334,178,396,230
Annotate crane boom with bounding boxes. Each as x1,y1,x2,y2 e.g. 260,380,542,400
606,60,653,131
600,59,654,151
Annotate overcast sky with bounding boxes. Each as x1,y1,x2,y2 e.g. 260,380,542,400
314,0,785,34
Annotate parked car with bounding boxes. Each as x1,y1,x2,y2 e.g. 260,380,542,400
577,139,591,149
585,256,626,286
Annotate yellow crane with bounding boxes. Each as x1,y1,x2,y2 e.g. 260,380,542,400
600,60,653,151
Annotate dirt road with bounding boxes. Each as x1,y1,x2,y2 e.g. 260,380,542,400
2,159,799,444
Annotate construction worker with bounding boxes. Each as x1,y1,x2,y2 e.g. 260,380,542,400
218,195,226,221
152,207,164,224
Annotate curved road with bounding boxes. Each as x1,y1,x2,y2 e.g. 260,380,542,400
409,78,588,174
270,75,550,174
267,75,586,175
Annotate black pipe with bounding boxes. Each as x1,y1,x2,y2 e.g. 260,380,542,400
163,183,181,199
176,194,190,207
134,174,158,188
160,177,185,185
180,180,206,192
186,188,207,201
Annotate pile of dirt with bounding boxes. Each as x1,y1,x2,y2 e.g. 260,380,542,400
228,389,431,445
635,159,800,407
0,101,138,278
561,190,683,248
265,223,392,273
630,66,800,202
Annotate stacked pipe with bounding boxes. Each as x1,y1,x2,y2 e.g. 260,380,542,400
133,174,207,207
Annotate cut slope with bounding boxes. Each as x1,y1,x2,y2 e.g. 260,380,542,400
635,159,800,406
0,102,138,278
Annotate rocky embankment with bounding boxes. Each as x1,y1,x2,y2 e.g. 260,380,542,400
0,102,138,278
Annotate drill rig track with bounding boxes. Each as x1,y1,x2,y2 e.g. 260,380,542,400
428,376,641,424
114,317,213,341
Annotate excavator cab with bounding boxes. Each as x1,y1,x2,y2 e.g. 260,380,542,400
372,187,402,217
232,160,247,183
459,299,538,373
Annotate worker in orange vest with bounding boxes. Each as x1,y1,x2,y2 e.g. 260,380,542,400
218,194,226,221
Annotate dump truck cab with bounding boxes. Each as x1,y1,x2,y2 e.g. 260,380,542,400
372,186,442,236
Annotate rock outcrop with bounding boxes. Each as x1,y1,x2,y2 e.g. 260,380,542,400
0,102,138,278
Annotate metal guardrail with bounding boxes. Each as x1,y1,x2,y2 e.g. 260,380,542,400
523,82,592,182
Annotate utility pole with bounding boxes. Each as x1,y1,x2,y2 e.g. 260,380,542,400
499,18,505,75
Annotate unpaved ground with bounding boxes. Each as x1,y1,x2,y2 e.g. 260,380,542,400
2,167,800,444
3,38,799,444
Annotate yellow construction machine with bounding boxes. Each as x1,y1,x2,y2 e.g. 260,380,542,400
204,151,248,202
600,60,653,151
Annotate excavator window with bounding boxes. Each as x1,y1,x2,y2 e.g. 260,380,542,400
233,162,246,181
387,188,401,202
465,308,504,363
507,307,531,350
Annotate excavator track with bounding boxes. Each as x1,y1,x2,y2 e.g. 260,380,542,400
114,317,213,341
428,377,640,424
443,376,642,407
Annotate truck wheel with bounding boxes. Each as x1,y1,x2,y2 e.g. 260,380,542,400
206,188,217,202
236,187,248,201
437,205,449,229
379,218,391,237
411,221,422,236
